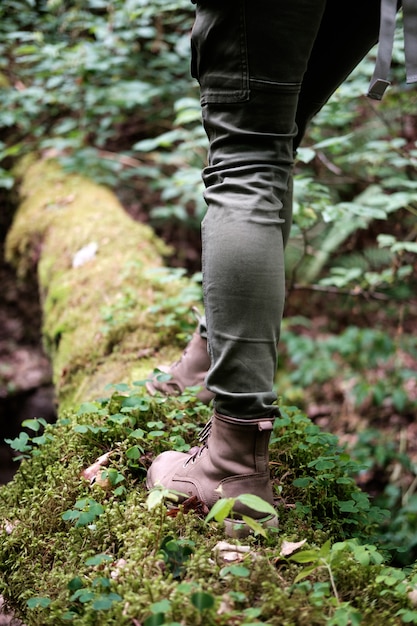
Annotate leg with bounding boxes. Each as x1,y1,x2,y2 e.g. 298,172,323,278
294,0,382,146
148,0,382,407
146,0,383,532
196,0,328,419
147,0,327,531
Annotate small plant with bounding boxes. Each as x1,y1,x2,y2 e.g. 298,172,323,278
159,536,195,579
62,497,105,528
146,268,203,340
279,322,417,415
63,554,123,620
270,406,389,541
65,574,122,617
205,493,278,537
5,417,54,461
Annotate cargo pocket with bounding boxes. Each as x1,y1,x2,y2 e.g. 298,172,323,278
190,0,250,104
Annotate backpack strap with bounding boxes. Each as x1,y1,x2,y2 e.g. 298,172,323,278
368,0,417,100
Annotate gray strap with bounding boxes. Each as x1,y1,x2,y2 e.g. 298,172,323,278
403,0,417,83
368,0,417,100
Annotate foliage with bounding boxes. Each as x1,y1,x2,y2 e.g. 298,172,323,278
279,321,417,415
0,0,196,188
2,389,417,625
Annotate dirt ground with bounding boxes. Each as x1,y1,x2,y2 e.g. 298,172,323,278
0,598,23,626
0,228,56,485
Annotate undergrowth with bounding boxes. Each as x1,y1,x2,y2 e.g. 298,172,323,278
1,382,417,625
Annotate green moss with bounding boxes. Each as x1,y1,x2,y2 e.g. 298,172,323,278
0,393,415,625
0,72,9,88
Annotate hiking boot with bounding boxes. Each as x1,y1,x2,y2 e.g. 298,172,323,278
146,410,278,535
146,319,214,405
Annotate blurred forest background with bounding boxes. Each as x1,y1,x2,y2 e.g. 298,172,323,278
0,0,416,561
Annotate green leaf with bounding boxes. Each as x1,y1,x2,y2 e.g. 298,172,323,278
146,488,165,511
126,445,141,460
88,501,105,517
293,563,320,583
111,383,131,392
144,614,165,626
220,565,250,578
151,599,171,614
107,413,132,426
319,540,331,559
27,596,51,609
235,494,276,517
241,514,269,538
21,418,42,432
92,593,122,611
5,432,31,453
68,577,84,592
289,549,320,564
106,468,125,485
121,396,150,411
129,428,145,439
76,511,96,527
191,591,215,611
293,477,312,488
62,510,80,522
70,589,94,603
85,554,113,566
73,425,89,434
62,610,77,620
205,498,234,524
77,402,102,415
338,500,358,513
396,609,417,623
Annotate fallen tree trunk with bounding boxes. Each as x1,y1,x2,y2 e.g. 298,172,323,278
5,158,195,411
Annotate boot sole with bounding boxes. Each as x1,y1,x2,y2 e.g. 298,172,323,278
224,514,278,538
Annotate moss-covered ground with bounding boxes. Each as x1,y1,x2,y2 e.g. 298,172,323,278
1,160,417,625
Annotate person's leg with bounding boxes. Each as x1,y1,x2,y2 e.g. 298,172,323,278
196,0,329,419
147,0,327,530
146,308,214,404
203,0,383,420
293,0,382,148
147,0,383,407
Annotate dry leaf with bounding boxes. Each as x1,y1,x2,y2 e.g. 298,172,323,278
110,558,127,580
213,541,251,564
2,520,17,535
217,593,235,615
279,539,307,557
81,452,111,483
408,588,417,606
166,495,209,517
72,241,98,268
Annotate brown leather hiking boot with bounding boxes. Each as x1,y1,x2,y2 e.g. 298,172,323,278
146,410,278,535
146,322,214,404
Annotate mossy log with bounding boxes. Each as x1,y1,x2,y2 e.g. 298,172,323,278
0,160,413,625
5,158,197,411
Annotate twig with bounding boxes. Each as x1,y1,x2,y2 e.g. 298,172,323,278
97,150,144,169
290,283,390,300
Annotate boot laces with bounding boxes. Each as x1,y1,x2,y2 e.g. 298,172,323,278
183,416,212,466
197,416,212,444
